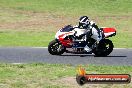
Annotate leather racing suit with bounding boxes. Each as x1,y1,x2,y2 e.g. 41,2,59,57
73,21,103,52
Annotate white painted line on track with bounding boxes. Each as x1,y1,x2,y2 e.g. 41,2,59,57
114,48,132,49
12,63,25,64
31,47,48,48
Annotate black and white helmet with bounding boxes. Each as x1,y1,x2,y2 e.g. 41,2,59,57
79,16,90,28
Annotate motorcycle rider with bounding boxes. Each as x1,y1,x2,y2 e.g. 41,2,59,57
73,16,102,52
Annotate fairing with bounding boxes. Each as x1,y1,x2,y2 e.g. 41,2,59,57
55,25,116,48
102,28,116,38
55,25,75,48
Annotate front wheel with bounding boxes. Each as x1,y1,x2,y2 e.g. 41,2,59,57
94,39,114,57
48,39,65,55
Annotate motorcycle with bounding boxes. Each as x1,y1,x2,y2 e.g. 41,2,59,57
48,25,116,56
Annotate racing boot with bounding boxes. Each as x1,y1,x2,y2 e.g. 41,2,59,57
84,45,92,52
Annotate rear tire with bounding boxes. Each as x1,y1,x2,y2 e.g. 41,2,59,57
48,39,65,55
94,39,114,57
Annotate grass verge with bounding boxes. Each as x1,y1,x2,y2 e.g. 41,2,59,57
0,31,55,47
0,63,131,88
0,0,131,47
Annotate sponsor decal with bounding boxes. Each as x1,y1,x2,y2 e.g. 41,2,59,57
76,66,131,85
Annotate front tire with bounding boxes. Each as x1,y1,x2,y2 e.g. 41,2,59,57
48,39,65,55
94,39,114,57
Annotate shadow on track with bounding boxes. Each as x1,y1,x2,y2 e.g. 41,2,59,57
60,54,127,57
106,55,127,57
60,54,94,57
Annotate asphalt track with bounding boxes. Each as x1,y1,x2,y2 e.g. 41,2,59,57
0,47,131,66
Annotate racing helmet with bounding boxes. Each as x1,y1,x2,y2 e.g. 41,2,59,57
79,16,90,28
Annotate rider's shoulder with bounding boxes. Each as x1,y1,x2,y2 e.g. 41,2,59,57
90,21,96,25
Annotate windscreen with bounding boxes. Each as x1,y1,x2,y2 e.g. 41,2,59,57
60,25,74,32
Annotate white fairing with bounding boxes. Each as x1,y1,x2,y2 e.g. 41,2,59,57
55,30,63,39
91,27,102,42
55,29,75,39
104,32,115,37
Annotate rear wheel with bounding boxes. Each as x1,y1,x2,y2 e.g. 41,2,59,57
48,39,65,55
94,39,114,57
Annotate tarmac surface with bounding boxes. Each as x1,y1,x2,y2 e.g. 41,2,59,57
0,47,131,66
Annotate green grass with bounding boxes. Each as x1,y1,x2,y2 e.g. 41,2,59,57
0,63,131,88
0,0,131,15
0,31,55,46
0,0,131,47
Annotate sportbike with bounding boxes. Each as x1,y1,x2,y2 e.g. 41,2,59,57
48,25,116,56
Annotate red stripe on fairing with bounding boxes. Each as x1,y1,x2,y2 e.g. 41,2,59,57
58,32,74,41
103,28,116,33
58,34,65,38
58,32,73,38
